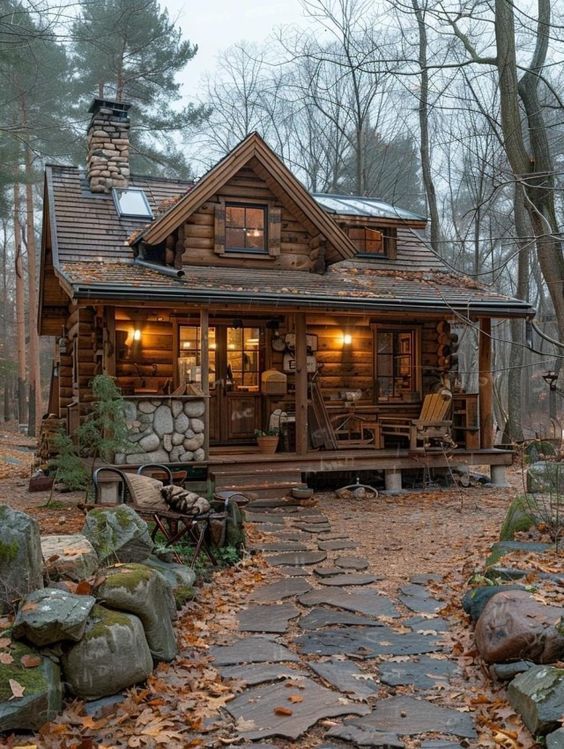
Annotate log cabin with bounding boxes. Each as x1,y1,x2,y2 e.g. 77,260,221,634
38,99,534,494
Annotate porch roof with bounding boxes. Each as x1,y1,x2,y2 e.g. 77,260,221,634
60,259,534,318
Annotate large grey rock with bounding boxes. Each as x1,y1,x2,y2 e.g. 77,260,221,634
162,434,173,452
172,431,185,445
123,400,137,420
95,563,177,661
183,434,204,451
62,604,153,700
138,401,156,414
0,640,62,731
184,399,205,417
499,497,535,540
508,665,564,735
170,446,184,462
41,534,99,582
138,432,160,452
475,590,564,664
82,506,153,564
142,556,196,608
462,584,523,622
0,507,43,613
13,587,96,646
171,400,183,417
174,413,190,432
153,405,173,436
527,462,564,493
194,448,205,462
547,728,564,749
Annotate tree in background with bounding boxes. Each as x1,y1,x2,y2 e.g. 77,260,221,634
71,0,209,177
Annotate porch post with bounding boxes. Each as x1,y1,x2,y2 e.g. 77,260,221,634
295,311,309,455
200,308,210,459
478,317,493,449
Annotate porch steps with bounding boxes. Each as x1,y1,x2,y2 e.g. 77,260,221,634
210,466,305,499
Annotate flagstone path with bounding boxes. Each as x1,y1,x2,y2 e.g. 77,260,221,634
211,502,478,747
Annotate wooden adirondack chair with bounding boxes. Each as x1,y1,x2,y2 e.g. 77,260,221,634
379,390,455,450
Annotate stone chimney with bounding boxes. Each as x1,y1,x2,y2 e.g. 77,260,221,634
86,98,131,193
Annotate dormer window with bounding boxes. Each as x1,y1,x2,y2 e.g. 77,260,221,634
347,225,397,258
225,204,267,253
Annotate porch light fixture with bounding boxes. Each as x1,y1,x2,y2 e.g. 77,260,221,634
342,333,353,346
543,370,558,391
133,329,142,342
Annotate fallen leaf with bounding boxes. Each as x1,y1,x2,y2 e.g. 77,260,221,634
288,694,303,703
0,652,14,664
274,706,293,716
76,580,93,595
21,654,42,668
0,637,11,648
9,679,25,699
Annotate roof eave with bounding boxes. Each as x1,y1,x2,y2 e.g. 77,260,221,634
69,283,535,318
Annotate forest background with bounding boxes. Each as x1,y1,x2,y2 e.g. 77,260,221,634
0,0,562,441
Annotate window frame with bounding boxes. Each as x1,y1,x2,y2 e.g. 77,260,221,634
112,187,153,219
346,224,397,259
372,324,421,403
224,202,268,255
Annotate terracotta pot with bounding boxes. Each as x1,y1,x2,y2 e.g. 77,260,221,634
257,436,279,455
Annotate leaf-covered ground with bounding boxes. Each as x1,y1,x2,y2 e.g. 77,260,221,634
0,429,557,748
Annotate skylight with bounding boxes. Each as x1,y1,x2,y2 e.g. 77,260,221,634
112,188,153,219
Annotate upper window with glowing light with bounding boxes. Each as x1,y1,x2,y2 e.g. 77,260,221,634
225,204,267,253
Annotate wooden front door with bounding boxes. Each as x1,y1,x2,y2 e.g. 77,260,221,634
179,323,262,445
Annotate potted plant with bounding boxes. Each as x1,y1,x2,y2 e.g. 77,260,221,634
255,428,279,455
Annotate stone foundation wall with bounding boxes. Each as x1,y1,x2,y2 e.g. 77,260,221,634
116,397,206,465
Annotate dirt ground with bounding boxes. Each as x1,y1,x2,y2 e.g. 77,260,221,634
0,428,554,748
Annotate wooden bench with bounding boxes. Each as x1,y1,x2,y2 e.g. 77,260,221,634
379,391,454,450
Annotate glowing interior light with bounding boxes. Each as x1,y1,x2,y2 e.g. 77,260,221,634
133,329,142,342
182,341,192,349
343,333,352,345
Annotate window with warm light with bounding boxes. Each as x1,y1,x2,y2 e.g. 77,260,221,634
178,326,216,386
347,226,397,257
374,327,420,401
225,204,267,253
226,327,260,390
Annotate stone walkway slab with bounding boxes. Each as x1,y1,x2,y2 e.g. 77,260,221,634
267,551,327,567
399,583,442,614
293,524,331,534
250,542,310,553
336,556,370,571
295,626,442,658
246,513,285,524
299,589,400,618
226,677,370,741
299,608,383,630
251,579,312,602
405,615,449,633
309,656,378,699
219,663,308,687
315,566,344,577
319,574,377,587
276,566,311,577
327,696,475,740
318,539,356,551
210,637,300,666
239,604,300,633
378,655,457,688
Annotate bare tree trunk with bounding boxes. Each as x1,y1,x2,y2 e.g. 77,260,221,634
13,182,27,427
23,132,42,436
503,183,530,443
495,0,564,344
411,0,442,254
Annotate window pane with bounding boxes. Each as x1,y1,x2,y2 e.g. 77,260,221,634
246,208,264,229
226,206,245,228
227,327,243,350
246,229,265,249
244,328,260,349
378,354,393,377
378,332,393,354
226,228,245,248
179,326,199,351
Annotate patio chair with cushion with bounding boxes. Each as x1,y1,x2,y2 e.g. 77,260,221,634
379,390,455,450
91,466,217,566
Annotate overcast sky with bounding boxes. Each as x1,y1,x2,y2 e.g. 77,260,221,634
163,0,310,93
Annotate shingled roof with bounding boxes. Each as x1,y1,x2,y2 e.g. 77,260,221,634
43,163,534,319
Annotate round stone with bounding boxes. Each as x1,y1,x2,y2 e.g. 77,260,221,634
184,400,205,418
190,418,204,434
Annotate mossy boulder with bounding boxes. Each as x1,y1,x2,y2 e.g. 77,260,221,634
142,556,196,609
13,587,96,647
0,639,62,732
486,540,553,568
95,564,177,661
526,461,564,494
0,507,43,614
41,534,99,582
61,604,153,700
508,665,564,735
82,505,153,565
499,497,534,541
462,584,523,622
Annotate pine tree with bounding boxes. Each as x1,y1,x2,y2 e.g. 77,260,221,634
71,0,208,177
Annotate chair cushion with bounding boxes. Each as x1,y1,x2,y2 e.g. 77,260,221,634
161,485,210,515
124,473,167,510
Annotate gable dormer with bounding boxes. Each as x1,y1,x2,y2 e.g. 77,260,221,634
131,134,356,272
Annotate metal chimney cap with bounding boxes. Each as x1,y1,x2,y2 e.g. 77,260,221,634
88,98,132,114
